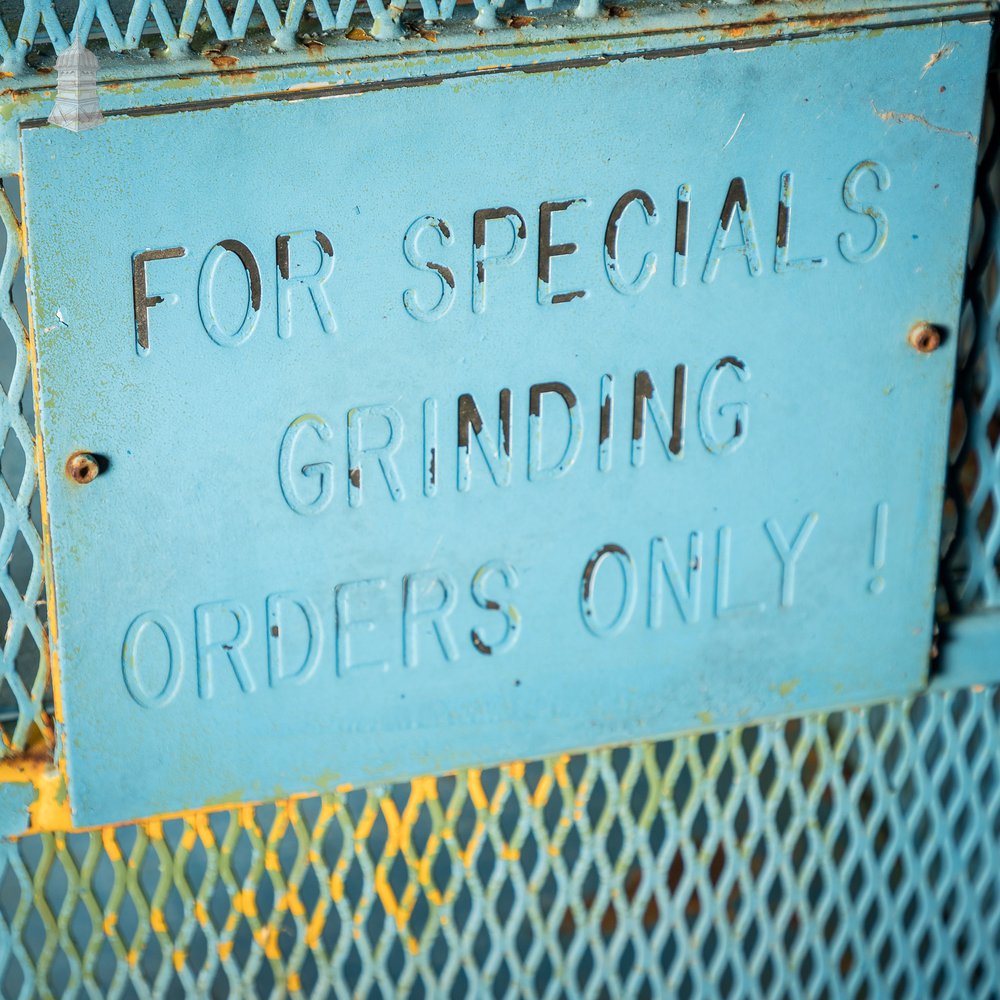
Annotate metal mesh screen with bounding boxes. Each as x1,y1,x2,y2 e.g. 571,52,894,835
1,12,999,999
3,687,1000,999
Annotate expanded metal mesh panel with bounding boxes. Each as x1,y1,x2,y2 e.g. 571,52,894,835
0,176,49,757
1,687,1000,999
943,67,1000,612
0,0,597,74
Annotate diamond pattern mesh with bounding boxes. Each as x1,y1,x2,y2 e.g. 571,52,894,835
0,0,597,73
1,15,1000,999
1,689,1000,997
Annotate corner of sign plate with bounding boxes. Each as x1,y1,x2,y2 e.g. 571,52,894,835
47,36,105,134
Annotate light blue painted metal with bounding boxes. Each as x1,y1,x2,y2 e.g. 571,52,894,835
18,19,990,825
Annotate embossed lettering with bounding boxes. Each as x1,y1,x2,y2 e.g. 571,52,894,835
470,560,521,656
472,207,526,314
703,177,763,282
631,367,687,467
649,533,702,627
336,578,390,675
764,513,819,608
279,414,335,515
266,592,323,686
122,611,184,708
198,240,262,347
580,544,637,638
423,398,438,498
194,601,256,698
457,390,512,491
132,246,186,355
403,216,456,322
347,405,406,508
715,526,766,619
604,190,657,296
275,230,336,338
528,382,582,482
538,199,589,305
698,357,749,455
674,184,690,287
598,374,614,473
839,161,890,264
403,571,459,667
774,172,827,274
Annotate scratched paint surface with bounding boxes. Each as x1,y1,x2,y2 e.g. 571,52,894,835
20,22,989,826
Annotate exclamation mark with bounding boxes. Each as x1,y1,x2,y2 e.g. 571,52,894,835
869,501,889,594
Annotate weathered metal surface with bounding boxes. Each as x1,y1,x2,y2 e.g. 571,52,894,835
19,20,989,826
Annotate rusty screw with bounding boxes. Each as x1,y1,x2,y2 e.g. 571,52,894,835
908,322,943,354
65,452,100,485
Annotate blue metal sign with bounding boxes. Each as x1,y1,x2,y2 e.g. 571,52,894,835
21,20,989,826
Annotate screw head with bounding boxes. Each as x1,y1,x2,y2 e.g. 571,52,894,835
65,452,100,485
909,322,943,354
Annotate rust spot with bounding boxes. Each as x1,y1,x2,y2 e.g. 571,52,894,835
304,39,326,55
457,394,483,449
428,262,455,289
65,452,100,485
776,199,789,250
599,388,612,445
219,240,262,311
715,355,746,371
607,5,632,17
675,197,689,257
668,366,685,456
719,177,748,230
632,371,652,441
500,389,512,457
471,631,492,655
270,626,280,638
429,447,436,485
908,322,943,354
582,544,628,600
211,55,239,69
508,15,535,27
349,467,361,489
529,381,578,418
345,27,373,40
417,27,439,41
276,234,290,281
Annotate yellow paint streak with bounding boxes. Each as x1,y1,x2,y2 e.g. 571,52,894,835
381,798,402,856
329,873,344,902
102,913,117,936
501,845,520,862
151,908,167,934
553,755,571,788
375,866,404,926
467,770,487,810
172,951,186,972
127,949,138,968
460,820,486,869
195,900,209,925
531,773,553,808
407,937,420,955
180,827,197,852
218,940,234,961
234,889,258,919
101,828,122,861
778,678,801,697
287,972,301,992
305,906,326,948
